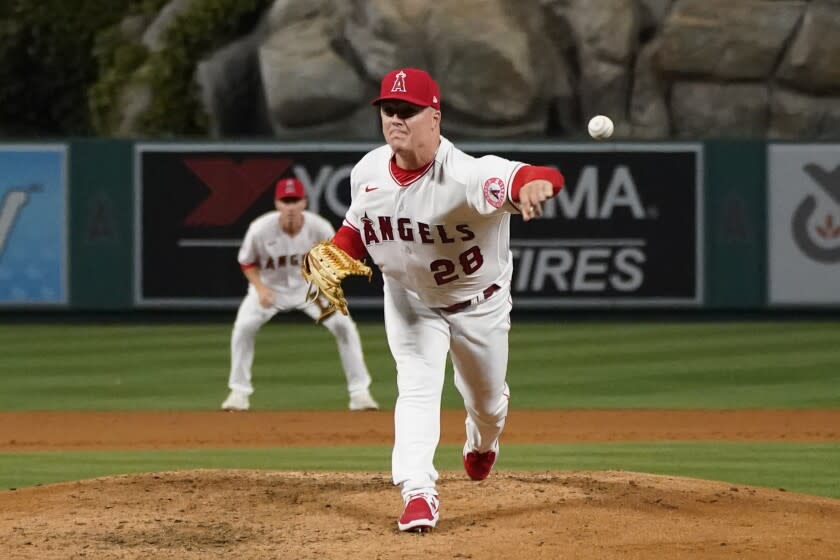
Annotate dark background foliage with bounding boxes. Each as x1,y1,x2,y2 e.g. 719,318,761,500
0,0,268,137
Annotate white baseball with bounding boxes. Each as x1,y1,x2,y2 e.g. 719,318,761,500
587,115,614,140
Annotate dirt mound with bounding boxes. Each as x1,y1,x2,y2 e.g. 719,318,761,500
3,410,839,558
2,470,839,559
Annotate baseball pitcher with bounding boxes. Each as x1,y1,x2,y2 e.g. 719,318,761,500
301,68,564,531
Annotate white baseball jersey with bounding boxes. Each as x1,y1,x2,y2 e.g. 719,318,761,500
345,136,524,308
238,210,334,308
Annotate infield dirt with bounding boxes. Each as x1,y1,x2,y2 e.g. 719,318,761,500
1,409,839,559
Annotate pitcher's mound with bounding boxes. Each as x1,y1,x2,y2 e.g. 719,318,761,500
2,470,838,559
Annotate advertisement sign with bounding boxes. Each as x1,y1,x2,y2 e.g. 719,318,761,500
135,143,701,308
502,144,701,306
135,144,369,306
0,146,67,305
768,145,840,305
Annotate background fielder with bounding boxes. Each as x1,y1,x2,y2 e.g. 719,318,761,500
221,178,378,412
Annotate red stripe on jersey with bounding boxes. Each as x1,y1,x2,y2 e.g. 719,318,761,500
240,262,259,270
510,165,565,202
389,156,434,187
333,224,367,260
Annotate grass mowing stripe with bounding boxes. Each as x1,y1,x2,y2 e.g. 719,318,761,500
4,322,839,410
517,322,839,345
1,442,838,499
543,346,839,370
517,325,840,347
543,337,840,363
504,442,840,498
9,321,834,349
550,357,839,385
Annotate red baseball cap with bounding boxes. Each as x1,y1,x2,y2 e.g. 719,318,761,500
371,68,441,110
274,177,305,199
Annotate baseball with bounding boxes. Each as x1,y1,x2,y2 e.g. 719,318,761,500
588,115,614,140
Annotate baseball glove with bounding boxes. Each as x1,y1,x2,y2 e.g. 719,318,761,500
301,240,372,322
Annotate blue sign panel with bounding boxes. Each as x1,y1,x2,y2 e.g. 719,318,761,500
0,146,67,304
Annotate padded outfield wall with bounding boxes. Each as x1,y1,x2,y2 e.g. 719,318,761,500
0,139,836,311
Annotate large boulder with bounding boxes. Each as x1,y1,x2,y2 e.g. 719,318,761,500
638,0,673,36
343,0,431,81
657,0,805,80
196,29,273,137
670,81,769,137
777,0,840,94
564,0,639,128
770,88,840,139
257,0,373,136
98,0,840,140
630,40,670,138
427,0,544,125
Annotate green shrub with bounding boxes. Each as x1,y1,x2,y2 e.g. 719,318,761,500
91,0,273,137
0,0,140,136
0,0,267,137
89,24,151,134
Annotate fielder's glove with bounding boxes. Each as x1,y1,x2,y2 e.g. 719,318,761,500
301,240,372,322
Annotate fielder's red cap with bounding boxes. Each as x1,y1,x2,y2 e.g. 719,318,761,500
371,68,441,110
274,177,305,199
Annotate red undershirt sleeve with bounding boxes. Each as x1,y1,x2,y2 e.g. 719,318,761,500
333,224,367,260
510,165,565,202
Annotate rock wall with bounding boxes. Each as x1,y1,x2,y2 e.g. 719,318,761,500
134,0,840,139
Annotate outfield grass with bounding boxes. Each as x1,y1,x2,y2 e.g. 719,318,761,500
3,321,838,500
2,442,838,498
2,321,839,410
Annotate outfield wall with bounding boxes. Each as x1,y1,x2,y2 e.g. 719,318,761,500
0,139,837,311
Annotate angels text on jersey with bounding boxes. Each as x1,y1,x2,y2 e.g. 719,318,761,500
344,138,522,306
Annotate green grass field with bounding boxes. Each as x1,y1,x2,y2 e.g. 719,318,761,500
2,321,839,496
3,321,839,410
2,443,839,498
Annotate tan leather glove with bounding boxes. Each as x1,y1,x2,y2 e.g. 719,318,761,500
301,240,372,322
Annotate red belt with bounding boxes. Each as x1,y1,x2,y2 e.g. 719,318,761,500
440,284,501,313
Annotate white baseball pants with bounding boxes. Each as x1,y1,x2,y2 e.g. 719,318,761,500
227,290,372,396
384,279,512,499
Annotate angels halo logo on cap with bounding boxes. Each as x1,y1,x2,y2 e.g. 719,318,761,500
275,178,305,199
372,68,441,110
391,70,408,93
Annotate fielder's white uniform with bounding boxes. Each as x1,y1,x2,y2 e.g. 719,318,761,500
344,136,523,498
227,210,373,400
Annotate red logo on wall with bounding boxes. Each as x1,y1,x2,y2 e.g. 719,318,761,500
182,158,292,226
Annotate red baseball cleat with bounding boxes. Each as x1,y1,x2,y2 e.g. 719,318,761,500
397,492,440,532
463,445,497,481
